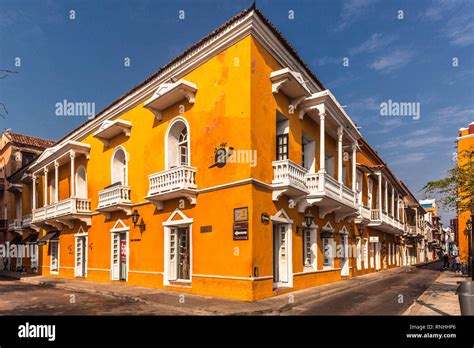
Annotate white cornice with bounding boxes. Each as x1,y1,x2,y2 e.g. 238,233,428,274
27,11,332,171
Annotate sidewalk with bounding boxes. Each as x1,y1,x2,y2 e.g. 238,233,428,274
403,270,467,316
0,265,420,315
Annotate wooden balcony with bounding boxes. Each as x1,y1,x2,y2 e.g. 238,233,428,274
32,197,92,228
97,184,132,217
145,166,197,210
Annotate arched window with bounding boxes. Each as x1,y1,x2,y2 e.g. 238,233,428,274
75,165,87,198
166,118,190,169
111,147,127,185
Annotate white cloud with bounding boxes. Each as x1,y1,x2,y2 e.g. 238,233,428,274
432,105,474,124
335,0,379,32
350,33,398,55
421,0,474,47
369,49,415,73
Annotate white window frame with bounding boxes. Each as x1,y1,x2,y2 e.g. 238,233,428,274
368,178,373,208
322,237,335,269
50,240,60,274
370,240,375,269
163,209,193,286
270,209,294,288
356,237,362,270
74,228,88,278
303,225,318,271
363,238,369,269
110,219,130,281
165,117,191,170
75,165,88,199
111,146,128,185
178,128,189,166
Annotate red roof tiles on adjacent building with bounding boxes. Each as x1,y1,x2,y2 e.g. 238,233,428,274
7,131,55,149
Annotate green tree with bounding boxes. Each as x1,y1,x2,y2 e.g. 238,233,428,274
422,149,474,211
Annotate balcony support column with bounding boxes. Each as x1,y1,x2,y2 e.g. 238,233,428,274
32,175,36,210
396,195,400,220
384,179,388,213
337,127,343,184
377,172,382,213
351,143,357,191
54,161,59,203
319,112,326,173
318,112,326,190
70,151,75,197
43,168,48,206
391,186,394,216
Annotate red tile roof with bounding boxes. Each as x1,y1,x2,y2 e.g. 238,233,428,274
7,131,55,149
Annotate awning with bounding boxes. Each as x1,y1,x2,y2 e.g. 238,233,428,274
37,231,59,245
22,233,39,244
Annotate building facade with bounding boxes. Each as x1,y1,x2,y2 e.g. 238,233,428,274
457,122,474,264
0,130,55,271
5,7,435,301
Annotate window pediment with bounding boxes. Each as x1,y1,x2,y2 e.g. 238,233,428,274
93,119,132,147
144,80,197,120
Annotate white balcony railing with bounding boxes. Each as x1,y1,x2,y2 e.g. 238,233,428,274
22,214,32,228
304,172,356,207
32,197,91,223
97,185,131,210
272,162,356,209
371,209,381,221
8,219,22,231
272,160,308,190
148,166,197,197
359,205,371,220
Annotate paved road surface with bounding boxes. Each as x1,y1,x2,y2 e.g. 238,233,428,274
0,262,443,315
285,261,443,315
0,277,181,315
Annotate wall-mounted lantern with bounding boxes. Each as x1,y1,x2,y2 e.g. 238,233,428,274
297,210,314,234
131,209,146,232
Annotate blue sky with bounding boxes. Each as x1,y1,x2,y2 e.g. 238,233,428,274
1,0,473,223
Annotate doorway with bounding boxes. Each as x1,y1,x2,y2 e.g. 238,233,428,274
75,235,87,277
111,232,128,281
168,227,190,281
375,242,381,270
340,233,349,276
273,224,290,286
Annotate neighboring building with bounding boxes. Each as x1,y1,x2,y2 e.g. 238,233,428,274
6,7,431,300
0,130,55,270
457,122,474,264
420,198,443,259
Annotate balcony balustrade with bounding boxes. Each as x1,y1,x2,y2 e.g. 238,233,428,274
97,184,132,217
8,219,22,232
146,165,197,210
32,197,92,228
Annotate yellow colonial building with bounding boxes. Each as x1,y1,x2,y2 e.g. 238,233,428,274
457,122,474,264
6,6,430,301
